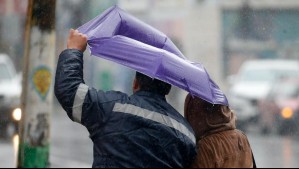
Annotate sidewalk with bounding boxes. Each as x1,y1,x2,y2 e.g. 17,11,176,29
0,140,15,168
0,137,91,168
0,105,93,168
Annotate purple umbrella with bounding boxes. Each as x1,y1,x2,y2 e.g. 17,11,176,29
78,6,229,106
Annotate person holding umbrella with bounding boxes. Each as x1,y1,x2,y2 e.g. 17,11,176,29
184,94,256,168
54,29,196,168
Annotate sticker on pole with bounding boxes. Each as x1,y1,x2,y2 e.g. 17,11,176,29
31,66,52,101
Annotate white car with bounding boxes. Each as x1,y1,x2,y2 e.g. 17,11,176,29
228,60,299,131
0,54,22,138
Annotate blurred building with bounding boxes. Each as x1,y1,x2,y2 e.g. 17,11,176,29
221,0,299,78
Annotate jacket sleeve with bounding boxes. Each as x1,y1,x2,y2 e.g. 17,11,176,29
54,49,123,128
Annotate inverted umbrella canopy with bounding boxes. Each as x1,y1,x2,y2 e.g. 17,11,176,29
78,6,229,106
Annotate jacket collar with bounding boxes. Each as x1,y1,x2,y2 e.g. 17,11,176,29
134,91,167,101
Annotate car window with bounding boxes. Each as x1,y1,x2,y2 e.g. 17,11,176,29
0,63,12,80
240,69,299,82
240,69,276,82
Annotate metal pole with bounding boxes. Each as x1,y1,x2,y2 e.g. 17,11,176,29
17,0,56,167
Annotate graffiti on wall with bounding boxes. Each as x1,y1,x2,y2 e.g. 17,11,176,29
31,66,52,101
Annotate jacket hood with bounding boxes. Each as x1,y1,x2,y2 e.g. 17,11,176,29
184,94,236,141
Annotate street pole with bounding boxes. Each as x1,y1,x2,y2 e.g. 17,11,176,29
17,0,56,167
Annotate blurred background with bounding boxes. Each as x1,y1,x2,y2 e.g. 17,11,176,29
1,0,299,168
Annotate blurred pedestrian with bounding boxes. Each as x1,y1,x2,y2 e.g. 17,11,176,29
54,29,196,168
184,94,256,168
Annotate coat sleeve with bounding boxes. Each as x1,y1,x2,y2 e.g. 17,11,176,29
54,49,125,128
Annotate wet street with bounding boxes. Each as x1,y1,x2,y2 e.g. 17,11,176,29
1,105,299,168
249,132,299,168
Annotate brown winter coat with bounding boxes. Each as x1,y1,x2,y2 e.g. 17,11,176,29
184,94,254,168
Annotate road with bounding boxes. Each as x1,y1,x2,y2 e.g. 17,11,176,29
1,105,299,168
248,132,299,168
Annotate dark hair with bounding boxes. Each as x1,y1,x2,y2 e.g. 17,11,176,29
135,72,171,95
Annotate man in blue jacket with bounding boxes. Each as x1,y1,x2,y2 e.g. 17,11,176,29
54,29,196,168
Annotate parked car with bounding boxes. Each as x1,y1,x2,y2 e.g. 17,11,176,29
259,78,299,135
228,60,299,131
0,54,22,138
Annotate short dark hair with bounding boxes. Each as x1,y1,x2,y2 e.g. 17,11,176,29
135,72,171,95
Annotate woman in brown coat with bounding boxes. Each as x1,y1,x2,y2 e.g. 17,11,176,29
184,94,256,168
